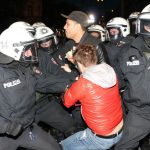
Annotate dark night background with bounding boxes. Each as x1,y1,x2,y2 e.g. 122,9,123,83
0,0,150,32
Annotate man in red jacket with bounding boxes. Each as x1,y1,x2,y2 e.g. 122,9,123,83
60,44,123,150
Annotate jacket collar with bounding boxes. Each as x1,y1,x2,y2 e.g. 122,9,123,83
78,32,89,44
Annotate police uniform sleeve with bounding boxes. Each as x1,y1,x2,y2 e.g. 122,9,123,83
35,71,71,93
0,82,23,136
0,116,23,136
116,47,128,89
0,116,10,134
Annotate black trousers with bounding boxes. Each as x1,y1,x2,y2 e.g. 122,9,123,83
35,96,76,134
0,124,60,150
71,106,86,130
114,111,150,150
0,96,76,150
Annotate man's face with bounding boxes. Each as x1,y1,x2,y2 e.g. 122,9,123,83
21,43,38,62
144,24,150,32
109,28,119,36
90,32,101,39
40,40,52,48
64,19,78,39
24,48,32,57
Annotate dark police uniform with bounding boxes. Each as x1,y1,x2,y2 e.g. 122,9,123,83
105,35,135,89
0,62,71,150
34,48,79,139
114,36,150,150
38,47,78,81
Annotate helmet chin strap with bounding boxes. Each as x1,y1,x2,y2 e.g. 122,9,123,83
110,36,123,45
19,61,31,67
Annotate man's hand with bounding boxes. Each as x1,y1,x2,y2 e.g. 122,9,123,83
65,50,74,63
61,64,72,72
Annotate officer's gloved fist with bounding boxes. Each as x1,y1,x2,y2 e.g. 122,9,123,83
6,121,23,137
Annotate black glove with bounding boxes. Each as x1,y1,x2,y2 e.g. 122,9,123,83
6,121,23,137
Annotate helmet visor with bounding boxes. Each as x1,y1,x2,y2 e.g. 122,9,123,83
107,27,122,41
38,36,57,52
38,35,57,46
28,29,36,36
90,31,101,39
139,19,150,36
129,18,137,34
20,41,38,63
38,36,53,45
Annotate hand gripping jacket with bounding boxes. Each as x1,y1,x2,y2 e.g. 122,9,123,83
64,63,123,135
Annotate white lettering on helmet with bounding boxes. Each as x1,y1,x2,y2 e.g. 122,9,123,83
3,79,21,88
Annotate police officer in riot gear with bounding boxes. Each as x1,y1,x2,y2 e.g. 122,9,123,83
34,26,78,78
106,17,131,46
9,23,78,140
34,25,79,139
88,24,108,42
32,21,46,29
105,17,135,89
114,4,150,150
9,21,36,36
0,27,72,150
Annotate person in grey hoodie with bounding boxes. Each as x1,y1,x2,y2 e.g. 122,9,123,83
60,44,123,150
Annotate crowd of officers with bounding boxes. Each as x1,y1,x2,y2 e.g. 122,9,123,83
0,3,150,150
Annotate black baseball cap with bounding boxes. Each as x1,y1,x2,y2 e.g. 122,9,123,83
61,11,90,27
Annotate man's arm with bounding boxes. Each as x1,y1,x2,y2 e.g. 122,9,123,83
64,79,84,108
35,72,71,94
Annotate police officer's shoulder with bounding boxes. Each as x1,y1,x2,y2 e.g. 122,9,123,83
119,36,141,60
0,67,6,81
123,35,135,44
129,36,144,50
0,65,18,83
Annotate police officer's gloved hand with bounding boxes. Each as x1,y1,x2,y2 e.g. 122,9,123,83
6,121,23,137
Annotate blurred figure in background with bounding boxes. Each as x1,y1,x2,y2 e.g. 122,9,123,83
128,11,140,37
88,24,108,42
9,21,35,35
32,21,46,29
